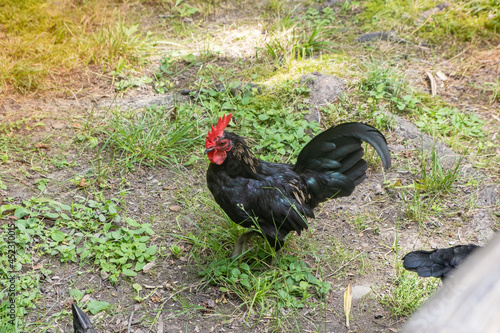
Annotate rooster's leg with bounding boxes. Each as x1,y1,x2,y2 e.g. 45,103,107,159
232,231,260,259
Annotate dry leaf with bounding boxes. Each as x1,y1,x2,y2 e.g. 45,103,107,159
142,261,156,272
216,294,228,304
426,71,437,97
35,143,51,149
144,284,159,289
387,179,402,188
78,178,89,187
201,299,216,313
169,205,181,212
32,263,43,270
344,282,352,328
436,71,448,81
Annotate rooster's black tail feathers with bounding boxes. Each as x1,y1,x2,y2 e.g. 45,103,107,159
294,122,391,207
295,122,391,172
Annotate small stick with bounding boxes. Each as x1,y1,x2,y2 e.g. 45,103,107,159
426,71,437,97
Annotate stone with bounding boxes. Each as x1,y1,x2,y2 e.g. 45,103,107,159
351,285,372,300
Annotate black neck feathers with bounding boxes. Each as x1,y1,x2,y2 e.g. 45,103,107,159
217,132,262,178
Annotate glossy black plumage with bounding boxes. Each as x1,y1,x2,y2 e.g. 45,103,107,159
72,303,96,333
403,244,479,279
206,122,391,253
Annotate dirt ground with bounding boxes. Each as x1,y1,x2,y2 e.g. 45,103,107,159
1,1,499,333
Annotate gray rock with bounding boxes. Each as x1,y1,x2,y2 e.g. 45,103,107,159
300,72,345,106
352,285,372,300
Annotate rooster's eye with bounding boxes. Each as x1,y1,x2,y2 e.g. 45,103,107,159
214,139,232,151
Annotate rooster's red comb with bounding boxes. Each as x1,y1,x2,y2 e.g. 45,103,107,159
207,114,232,144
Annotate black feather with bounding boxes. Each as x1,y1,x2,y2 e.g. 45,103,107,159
72,303,96,333
403,244,479,279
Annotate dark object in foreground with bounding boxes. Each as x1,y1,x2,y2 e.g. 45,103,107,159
403,234,499,333
205,114,391,258
403,244,480,279
72,303,96,333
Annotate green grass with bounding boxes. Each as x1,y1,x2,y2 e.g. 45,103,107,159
357,60,494,159
359,0,500,45
380,266,440,317
0,0,152,94
416,145,464,195
260,26,336,65
99,104,206,170
257,2,339,66
396,145,465,226
82,73,324,176
170,191,332,331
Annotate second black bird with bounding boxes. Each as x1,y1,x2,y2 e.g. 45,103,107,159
403,244,480,279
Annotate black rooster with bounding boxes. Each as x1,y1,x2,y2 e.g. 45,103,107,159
205,114,391,258
72,303,96,333
403,244,479,279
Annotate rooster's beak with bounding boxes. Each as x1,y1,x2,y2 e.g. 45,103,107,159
204,147,215,154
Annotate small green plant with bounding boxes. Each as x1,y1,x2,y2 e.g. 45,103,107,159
50,155,71,169
482,80,500,103
169,244,183,258
0,176,7,190
1,196,146,330
153,53,203,93
238,106,320,162
416,145,464,195
397,146,464,225
85,300,111,315
199,255,331,315
304,7,337,27
99,104,205,170
114,74,152,92
414,106,485,140
400,187,427,225
380,268,439,317
352,214,379,234
261,26,335,64
170,0,200,18
34,178,49,193
360,63,417,113
2,196,157,284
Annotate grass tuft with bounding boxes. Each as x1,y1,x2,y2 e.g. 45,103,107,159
0,0,152,94
380,267,440,317
97,104,207,172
